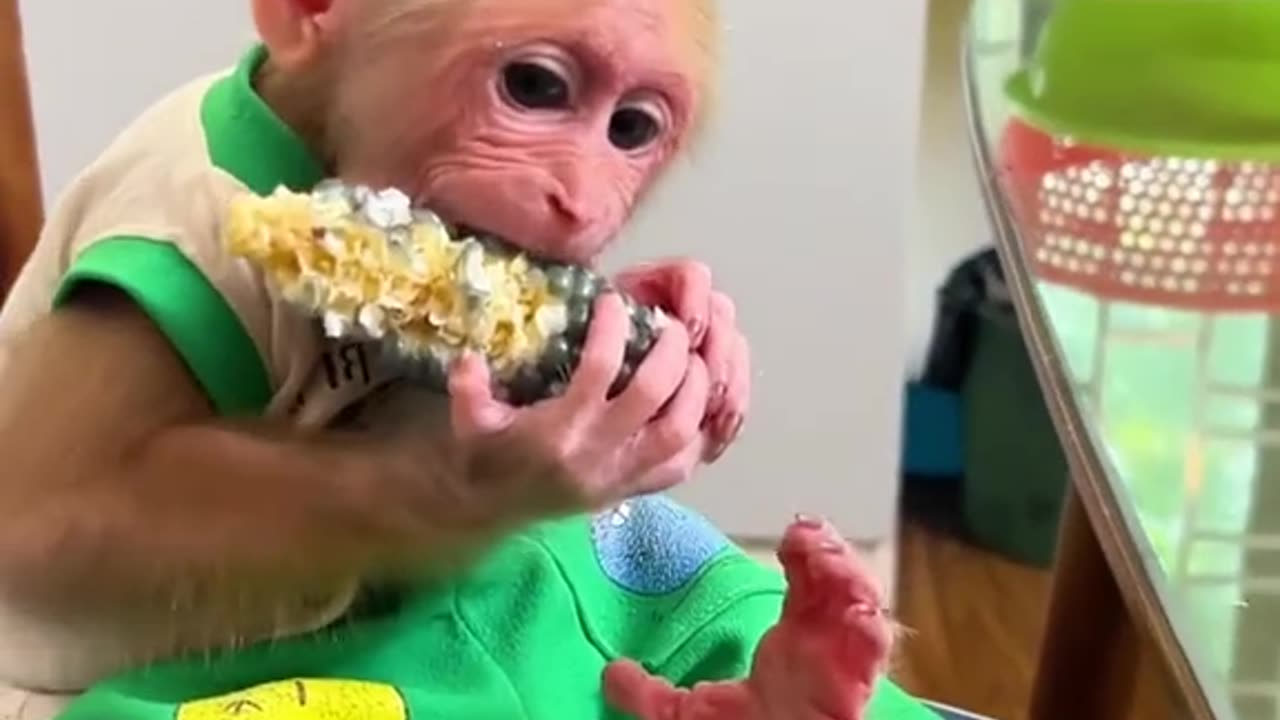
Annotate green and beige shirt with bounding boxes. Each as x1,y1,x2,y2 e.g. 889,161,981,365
0,44,392,430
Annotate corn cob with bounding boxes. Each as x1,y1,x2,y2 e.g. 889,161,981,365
222,180,668,405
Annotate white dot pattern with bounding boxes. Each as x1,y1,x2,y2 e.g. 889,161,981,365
1006,148,1280,308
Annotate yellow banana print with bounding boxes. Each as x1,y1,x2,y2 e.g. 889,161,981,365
175,679,407,720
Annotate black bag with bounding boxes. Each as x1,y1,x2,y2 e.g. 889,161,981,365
920,247,1069,567
921,247,1011,390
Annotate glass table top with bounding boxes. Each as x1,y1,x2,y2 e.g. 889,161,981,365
964,2,1280,719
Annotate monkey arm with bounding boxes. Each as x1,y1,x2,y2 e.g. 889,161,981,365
0,285,507,618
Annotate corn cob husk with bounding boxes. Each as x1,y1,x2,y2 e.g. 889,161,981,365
222,180,667,405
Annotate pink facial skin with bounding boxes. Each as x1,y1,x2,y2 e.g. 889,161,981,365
327,0,746,469
604,516,895,720
337,0,698,265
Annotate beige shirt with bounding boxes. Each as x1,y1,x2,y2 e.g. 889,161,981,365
0,45,413,693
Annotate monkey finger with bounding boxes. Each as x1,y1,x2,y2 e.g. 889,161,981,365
664,260,714,346
603,660,687,720
712,288,738,324
612,262,662,299
613,260,679,306
616,260,713,346
704,335,750,461
703,414,744,464
603,320,691,437
448,354,516,438
715,333,752,425
564,293,631,408
699,293,739,417
621,354,710,485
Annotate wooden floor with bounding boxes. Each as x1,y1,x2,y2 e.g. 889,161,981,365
889,486,1054,720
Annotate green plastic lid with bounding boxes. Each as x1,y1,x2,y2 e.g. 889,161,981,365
1005,0,1280,160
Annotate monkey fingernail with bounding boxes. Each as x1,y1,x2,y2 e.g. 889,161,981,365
710,415,731,443
723,413,745,443
688,317,707,346
794,513,824,528
704,385,729,420
702,405,730,433
706,430,737,458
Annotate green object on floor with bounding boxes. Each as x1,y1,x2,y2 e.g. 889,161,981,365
960,303,1069,568
55,497,939,720
1005,0,1280,160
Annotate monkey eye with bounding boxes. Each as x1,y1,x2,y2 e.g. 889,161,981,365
501,60,572,111
608,104,663,151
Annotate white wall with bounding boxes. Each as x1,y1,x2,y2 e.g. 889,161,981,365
21,0,928,543
905,0,1027,380
19,1,255,204
907,0,991,379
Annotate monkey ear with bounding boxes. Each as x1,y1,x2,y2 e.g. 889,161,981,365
250,0,334,70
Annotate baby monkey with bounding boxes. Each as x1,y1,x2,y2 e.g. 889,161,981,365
0,0,903,719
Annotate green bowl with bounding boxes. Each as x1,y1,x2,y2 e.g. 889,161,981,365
1005,0,1280,160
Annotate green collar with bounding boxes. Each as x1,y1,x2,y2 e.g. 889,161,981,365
200,44,326,195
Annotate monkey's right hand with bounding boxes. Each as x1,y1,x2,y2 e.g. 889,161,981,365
445,293,710,520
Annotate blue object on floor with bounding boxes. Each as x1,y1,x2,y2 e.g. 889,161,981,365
901,381,965,479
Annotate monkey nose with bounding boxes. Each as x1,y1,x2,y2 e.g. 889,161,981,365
546,192,591,230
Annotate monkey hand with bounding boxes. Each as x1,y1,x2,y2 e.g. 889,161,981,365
602,516,893,720
614,259,748,463
445,292,710,521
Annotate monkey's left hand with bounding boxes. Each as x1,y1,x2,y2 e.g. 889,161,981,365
602,516,894,720
613,259,748,462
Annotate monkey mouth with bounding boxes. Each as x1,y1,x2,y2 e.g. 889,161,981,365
450,223,494,242
450,222,544,262
449,221,600,269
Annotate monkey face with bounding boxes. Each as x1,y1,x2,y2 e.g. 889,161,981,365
326,0,710,266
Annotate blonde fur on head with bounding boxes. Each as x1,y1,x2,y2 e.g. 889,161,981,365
682,0,721,125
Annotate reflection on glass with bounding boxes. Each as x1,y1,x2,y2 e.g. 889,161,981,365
966,0,1280,717
1036,285,1263,681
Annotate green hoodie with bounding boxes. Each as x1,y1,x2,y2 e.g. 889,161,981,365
58,496,937,720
